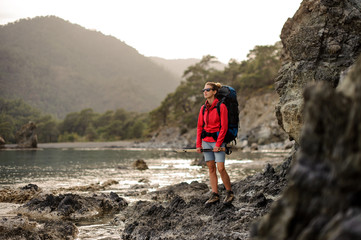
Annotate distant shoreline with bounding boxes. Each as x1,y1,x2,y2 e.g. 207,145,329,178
3,140,135,149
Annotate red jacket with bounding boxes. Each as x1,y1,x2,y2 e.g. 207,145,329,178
196,98,228,148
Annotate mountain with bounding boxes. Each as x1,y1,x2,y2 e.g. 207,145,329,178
149,57,226,79
0,16,180,118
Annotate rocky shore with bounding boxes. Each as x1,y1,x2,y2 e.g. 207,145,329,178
0,147,294,240
119,156,293,240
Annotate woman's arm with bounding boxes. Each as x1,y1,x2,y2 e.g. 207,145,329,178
196,105,204,149
215,103,228,147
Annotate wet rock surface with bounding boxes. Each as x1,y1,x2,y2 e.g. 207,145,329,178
251,57,361,239
119,162,289,240
57,179,119,192
17,192,128,221
0,216,78,240
0,182,129,239
0,184,41,204
275,0,361,143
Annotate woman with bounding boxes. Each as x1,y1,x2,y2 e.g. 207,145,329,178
196,82,234,204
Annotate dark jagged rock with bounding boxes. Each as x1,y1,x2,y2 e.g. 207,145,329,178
150,181,209,202
20,184,39,191
16,192,128,221
275,0,361,143
15,121,38,148
120,167,288,240
0,185,127,239
132,159,149,170
275,144,298,178
0,184,41,204
0,216,78,240
250,57,361,239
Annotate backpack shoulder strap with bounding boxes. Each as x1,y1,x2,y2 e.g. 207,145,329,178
202,104,206,127
216,99,225,117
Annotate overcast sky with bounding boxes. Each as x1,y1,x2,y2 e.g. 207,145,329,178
0,0,303,63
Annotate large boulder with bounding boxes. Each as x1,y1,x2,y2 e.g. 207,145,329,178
239,92,288,145
15,121,38,148
251,55,361,240
275,0,361,143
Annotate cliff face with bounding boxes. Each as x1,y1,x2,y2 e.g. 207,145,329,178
238,92,288,145
275,0,361,143
252,52,361,240
251,0,361,239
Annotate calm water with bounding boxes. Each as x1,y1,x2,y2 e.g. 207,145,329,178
0,143,290,239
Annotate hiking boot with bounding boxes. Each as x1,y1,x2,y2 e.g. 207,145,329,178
223,190,234,204
205,192,220,204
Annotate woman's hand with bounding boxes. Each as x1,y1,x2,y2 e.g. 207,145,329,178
213,146,221,152
196,147,202,153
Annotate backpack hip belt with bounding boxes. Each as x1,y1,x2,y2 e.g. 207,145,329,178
201,130,218,141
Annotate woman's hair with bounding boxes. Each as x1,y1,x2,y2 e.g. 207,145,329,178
206,82,222,92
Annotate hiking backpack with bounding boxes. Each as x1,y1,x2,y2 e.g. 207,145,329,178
202,85,239,151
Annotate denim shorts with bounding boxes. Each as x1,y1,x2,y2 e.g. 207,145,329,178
202,141,226,163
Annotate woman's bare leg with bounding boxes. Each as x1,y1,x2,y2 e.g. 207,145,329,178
206,160,218,193
217,162,231,191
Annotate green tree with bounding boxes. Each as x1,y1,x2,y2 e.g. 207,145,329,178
149,55,221,130
0,98,42,143
237,44,281,90
102,120,124,140
130,120,146,139
94,110,114,128
85,123,97,141
59,108,98,137
0,114,14,142
59,112,80,134
76,108,98,136
36,115,59,142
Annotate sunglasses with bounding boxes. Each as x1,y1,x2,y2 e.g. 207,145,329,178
202,88,213,92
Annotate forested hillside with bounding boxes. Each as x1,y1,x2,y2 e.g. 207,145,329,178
0,16,179,118
0,42,282,144
150,43,282,135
